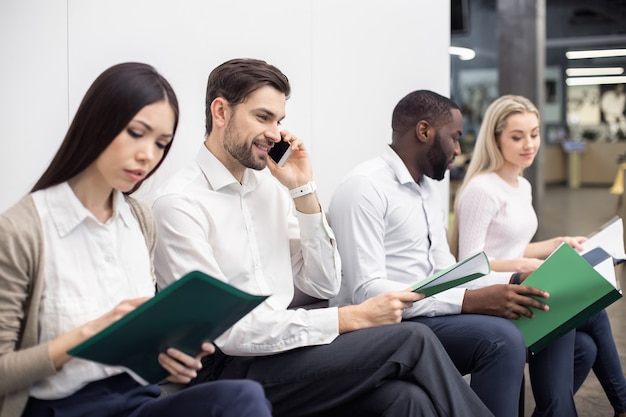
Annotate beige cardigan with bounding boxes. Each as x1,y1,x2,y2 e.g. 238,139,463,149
0,195,156,417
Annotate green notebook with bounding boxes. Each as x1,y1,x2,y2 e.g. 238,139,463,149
409,251,491,297
513,244,622,354
68,271,267,384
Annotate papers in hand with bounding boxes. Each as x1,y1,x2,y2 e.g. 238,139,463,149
513,243,622,354
409,251,491,297
581,216,626,264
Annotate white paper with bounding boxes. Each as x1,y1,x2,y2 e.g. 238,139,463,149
581,217,626,261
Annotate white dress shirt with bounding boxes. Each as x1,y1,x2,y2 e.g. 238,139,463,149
30,183,155,399
152,145,340,356
328,146,510,317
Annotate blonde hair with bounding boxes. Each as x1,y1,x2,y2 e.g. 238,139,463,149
449,95,540,258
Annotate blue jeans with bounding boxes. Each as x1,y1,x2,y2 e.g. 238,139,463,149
408,314,527,417
530,309,626,416
577,309,626,414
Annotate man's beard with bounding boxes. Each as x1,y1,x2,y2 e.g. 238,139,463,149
426,132,450,181
223,118,266,171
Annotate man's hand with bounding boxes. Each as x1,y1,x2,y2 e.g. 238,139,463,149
266,130,313,190
461,284,549,320
338,291,423,334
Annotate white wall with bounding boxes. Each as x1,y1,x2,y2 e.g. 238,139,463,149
0,0,451,212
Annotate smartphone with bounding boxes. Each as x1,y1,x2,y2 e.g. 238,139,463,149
268,138,292,166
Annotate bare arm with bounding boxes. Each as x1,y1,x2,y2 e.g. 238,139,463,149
490,258,543,273
525,236,587,259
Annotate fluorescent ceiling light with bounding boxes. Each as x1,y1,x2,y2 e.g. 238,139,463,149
566,67,624,77
565,76,626,86
566,49,626,59
449,46,476,60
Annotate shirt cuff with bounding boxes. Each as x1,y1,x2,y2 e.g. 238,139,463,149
406,287,465,317
304,306,340,345
466,271,513,288
296,210,333,239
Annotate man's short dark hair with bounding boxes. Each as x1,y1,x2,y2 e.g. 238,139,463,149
205,58,291,136
391,90,460,136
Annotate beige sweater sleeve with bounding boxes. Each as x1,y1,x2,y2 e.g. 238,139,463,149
0,197,58,396
0,196,157,417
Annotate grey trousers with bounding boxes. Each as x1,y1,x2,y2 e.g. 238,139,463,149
193,321,494,417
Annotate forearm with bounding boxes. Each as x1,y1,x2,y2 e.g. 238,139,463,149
490,258,528,273
525,239,558,259
337,304,370,333
292,190,321,214
48,327,92,370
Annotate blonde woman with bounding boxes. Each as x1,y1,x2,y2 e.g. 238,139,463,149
453,94,626,417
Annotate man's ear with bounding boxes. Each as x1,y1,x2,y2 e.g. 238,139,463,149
415,120,432,143
210,97,229,128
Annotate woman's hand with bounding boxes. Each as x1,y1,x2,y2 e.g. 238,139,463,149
554,236,587,252
51,297,150,370
80,298,150,338
159,342,215,384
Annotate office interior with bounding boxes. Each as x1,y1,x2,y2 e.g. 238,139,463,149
1,0,626,415
450,0,626,197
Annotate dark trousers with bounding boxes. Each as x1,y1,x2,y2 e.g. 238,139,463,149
529,329,578,417
193,321,494,417
530,309,626,417
22,373,271,417
578,309,626,414
408,314,527,417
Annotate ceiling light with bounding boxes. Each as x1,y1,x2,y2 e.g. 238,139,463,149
566,67,624,77
449,46,476,61
565,76,626,86
566,49,626,59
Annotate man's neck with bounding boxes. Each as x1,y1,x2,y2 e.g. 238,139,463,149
204,138,246,183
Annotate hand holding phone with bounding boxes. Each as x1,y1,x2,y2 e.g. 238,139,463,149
268,137,292,167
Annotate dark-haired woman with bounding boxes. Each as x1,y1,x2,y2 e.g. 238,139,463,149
0,62,271,417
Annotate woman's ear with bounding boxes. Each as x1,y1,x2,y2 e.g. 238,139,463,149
415,120,432,143
210,97,229,128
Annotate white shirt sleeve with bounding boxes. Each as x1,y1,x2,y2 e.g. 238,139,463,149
290,209,343,300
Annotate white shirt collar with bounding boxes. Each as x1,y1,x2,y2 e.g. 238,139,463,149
381,145,432,197
196,144,261,192
45,182,131,238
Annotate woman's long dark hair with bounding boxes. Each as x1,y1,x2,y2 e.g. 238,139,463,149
31,62,179,194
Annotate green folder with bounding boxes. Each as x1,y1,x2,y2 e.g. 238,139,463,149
68,270,268,384
410,251,491,297
513,244,622,354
